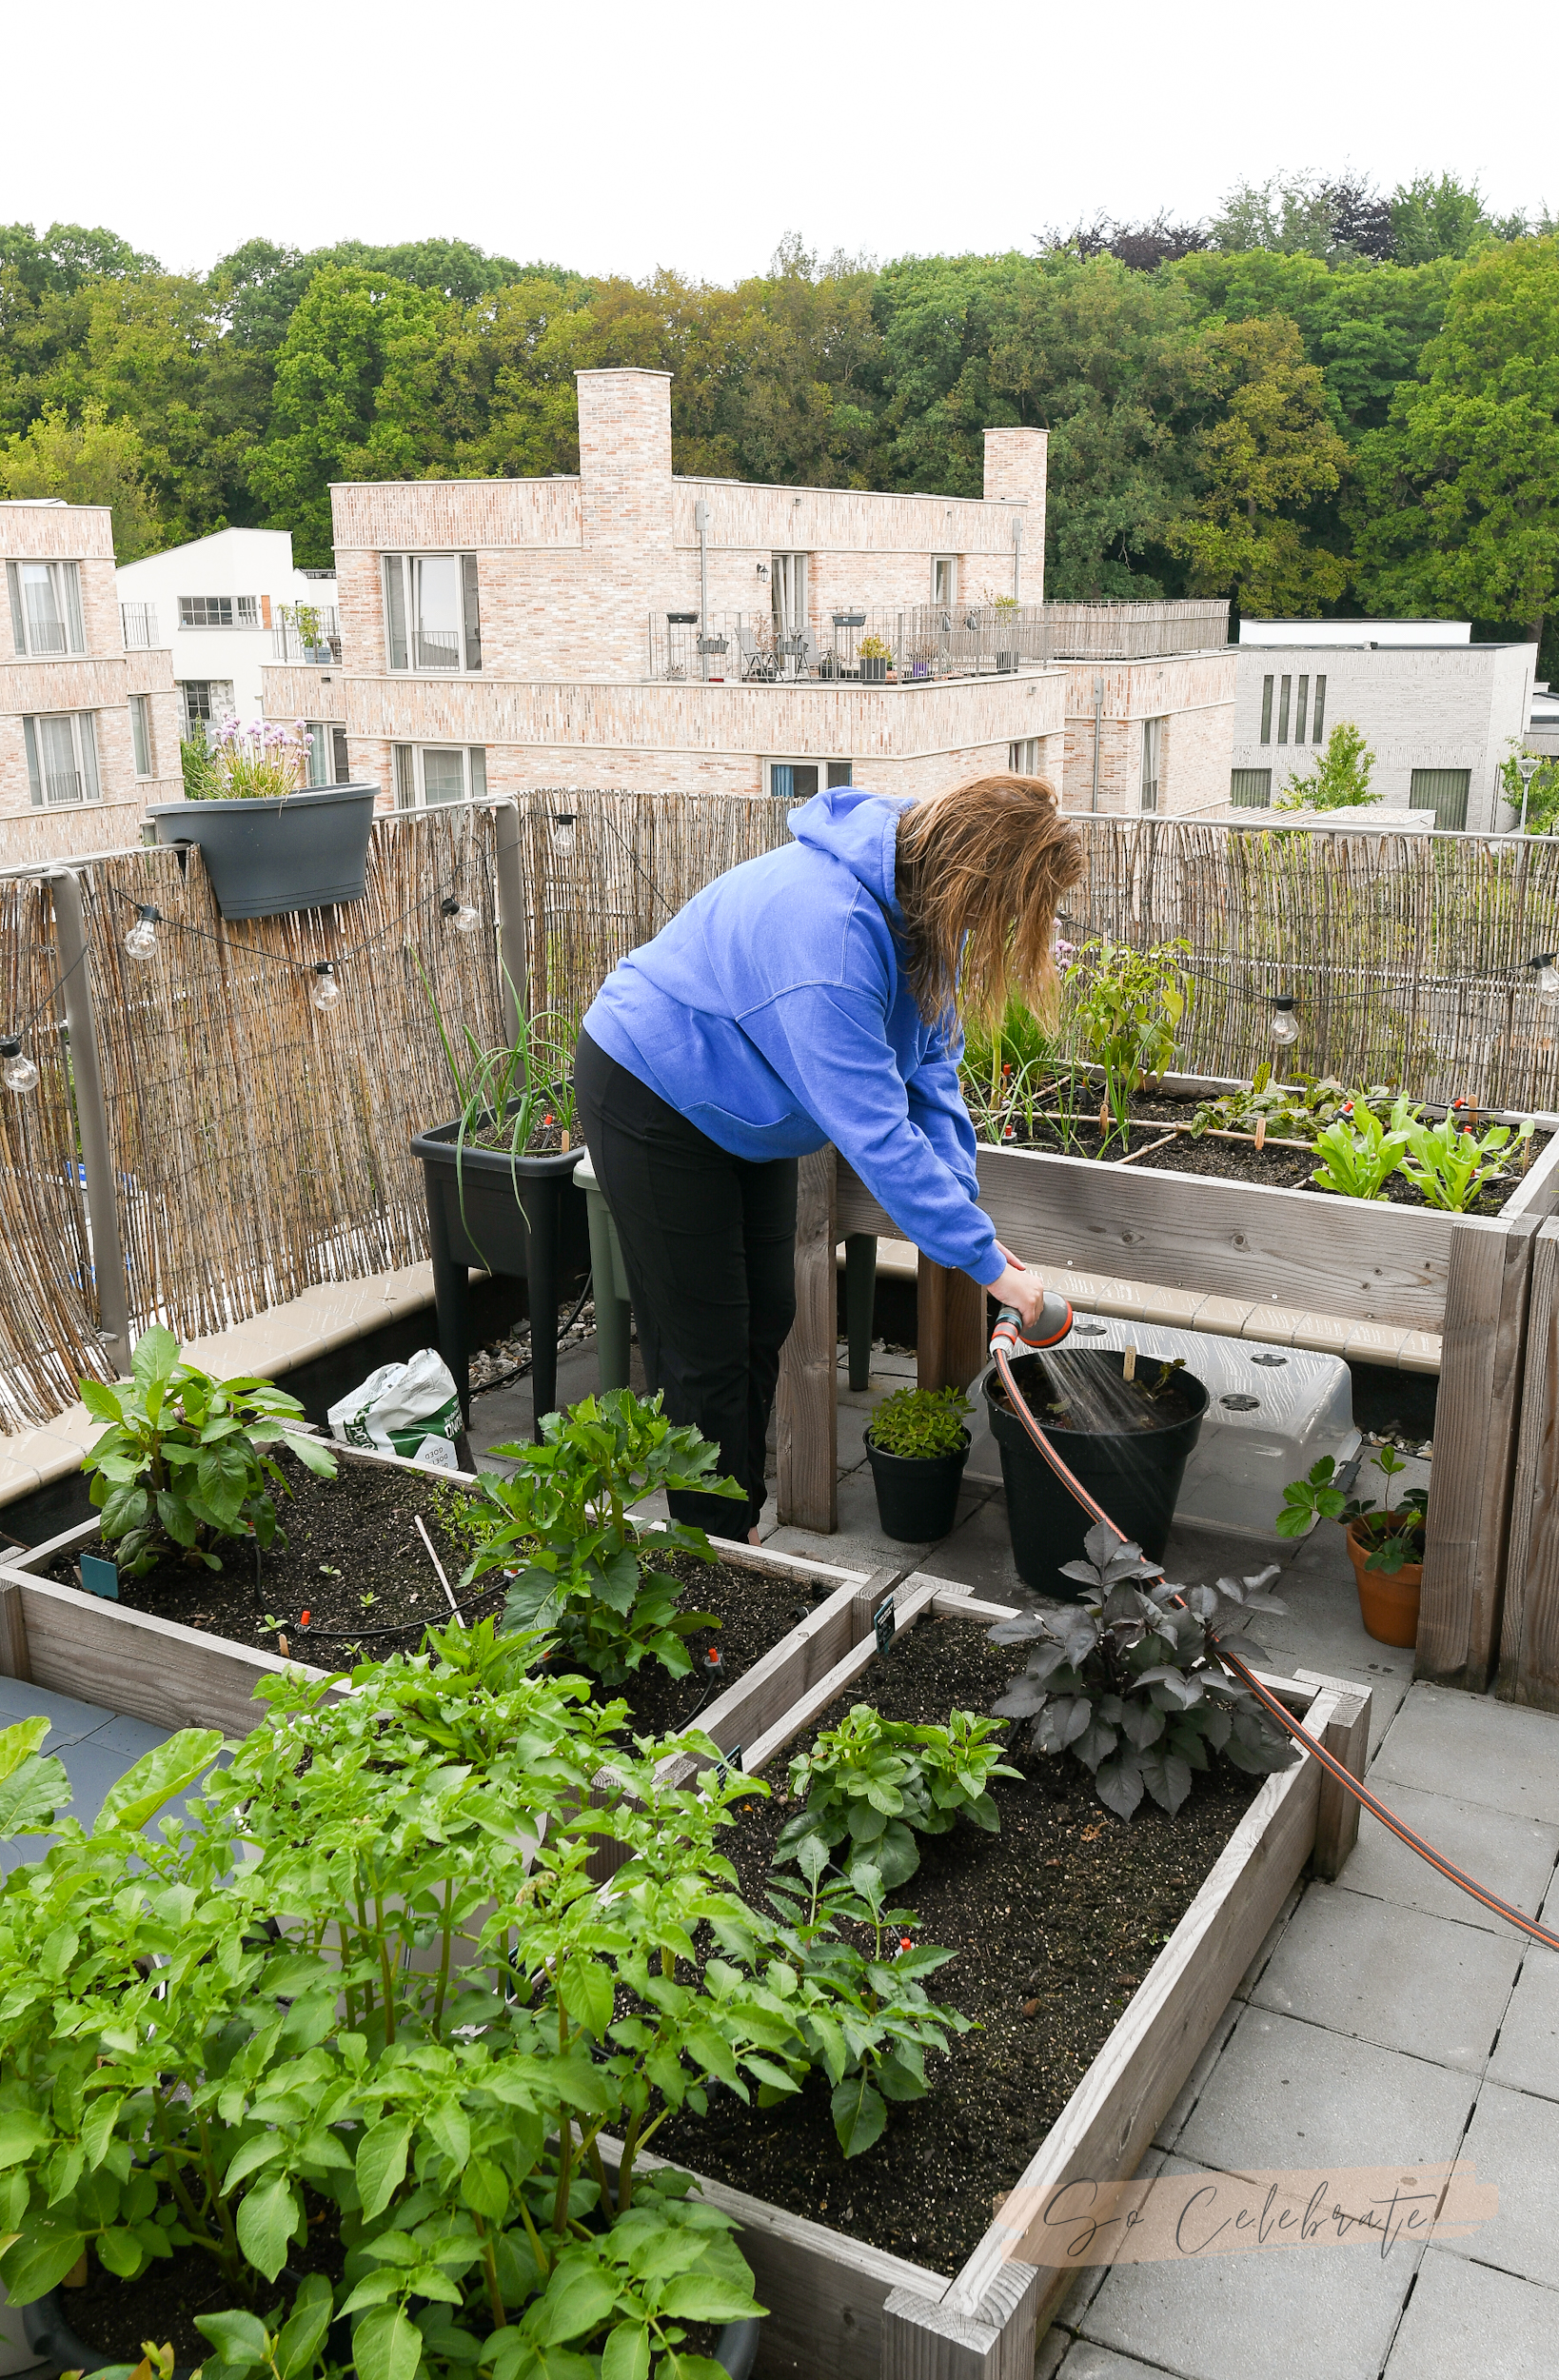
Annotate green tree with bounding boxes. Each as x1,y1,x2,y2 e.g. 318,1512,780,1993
247,266,460,561
1165,314,1351,612
1274,720,1378,808
1390,174,1527,265
1352,237,1559,640
0,403,158,556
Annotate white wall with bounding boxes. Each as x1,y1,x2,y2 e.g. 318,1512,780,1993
1239,620,1472,649
117,527,335,729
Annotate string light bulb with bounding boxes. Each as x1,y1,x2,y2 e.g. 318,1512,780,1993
310,962,341,1011
1269,996,1300,1046
1529,953,1559,1002
0,1038,38,1095
441,895,481,935
123,905,161,962
552,813,577,856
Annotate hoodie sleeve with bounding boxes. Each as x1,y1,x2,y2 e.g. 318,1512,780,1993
739,982,1005,1285
906,1021,981,1201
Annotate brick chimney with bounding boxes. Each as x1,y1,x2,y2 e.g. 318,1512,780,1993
982,427,1048,603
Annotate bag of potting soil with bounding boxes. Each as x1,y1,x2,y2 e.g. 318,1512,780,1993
327,1348,463,1470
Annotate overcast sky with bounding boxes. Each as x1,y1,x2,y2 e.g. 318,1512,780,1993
7,0,1552,284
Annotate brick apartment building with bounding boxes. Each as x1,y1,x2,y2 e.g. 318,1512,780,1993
1,499,181,863
263,367,1234,813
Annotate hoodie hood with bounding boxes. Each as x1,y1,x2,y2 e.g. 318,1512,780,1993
787,786,913,917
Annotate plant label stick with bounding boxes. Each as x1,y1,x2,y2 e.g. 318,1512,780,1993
874,1594,898,1656
414,1512,464,1624
1123,1344,1137,1382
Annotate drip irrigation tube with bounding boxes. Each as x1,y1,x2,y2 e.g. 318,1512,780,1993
990,1324,1559,1955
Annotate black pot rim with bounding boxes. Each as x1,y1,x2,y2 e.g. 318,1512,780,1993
863,1425,972,1466
413,1118,583,1179
980,1355,1209,1444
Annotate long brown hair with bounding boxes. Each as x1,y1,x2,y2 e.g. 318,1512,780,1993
895,774,1082,1030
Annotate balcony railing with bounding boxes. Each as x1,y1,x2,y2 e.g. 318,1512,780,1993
270,603,342,664
120,603,159,648
1040,599,1230,661
647,605,1054,685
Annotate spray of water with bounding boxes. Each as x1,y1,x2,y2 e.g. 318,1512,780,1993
1014,1349,1184,1438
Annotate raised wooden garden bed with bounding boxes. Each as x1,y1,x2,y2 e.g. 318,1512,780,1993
594,1581,1370,2379
0,1439,899,1747
775,1076,1559,1695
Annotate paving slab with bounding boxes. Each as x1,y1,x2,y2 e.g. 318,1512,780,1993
1430,2082,1559,2289
1056,2345,1183,2380
54,1735,149,1830
1370,1688,1559,1825
1153,2003,1242,2152
1488,1941,1559,2103
1233,1884,1302,2002
88,1712,174,1760
1381,2245,1559,2378
1078,2154,1422,2380
1337,1785,1559,1936
1174,2006,1478,2175
1249,1884,1521,2073
0,1674,124,1748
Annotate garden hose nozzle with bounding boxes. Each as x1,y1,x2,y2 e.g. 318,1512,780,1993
990,1290,1075,1358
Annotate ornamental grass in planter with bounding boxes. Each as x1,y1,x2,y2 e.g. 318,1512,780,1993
1278,1439,1427,1649
862,1387,971,1543
0,1626,852,2380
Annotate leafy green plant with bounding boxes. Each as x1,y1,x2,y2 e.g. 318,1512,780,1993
774,1703,1016,1886
960,995,1057,1139
2,1613,965,2376
460,1389,743,1683
1310,1095,1420,1199
986,1523,1298,1819
1401,1111,1534,1211
1068,938,1190,1145
1274,720,1379,810
866,1385,972,1460
764,1841,970,2155
179,725,223,801
78,1325,337,1577
1276,1442,1428,1574
1498,744,1559,834
858,633,891,663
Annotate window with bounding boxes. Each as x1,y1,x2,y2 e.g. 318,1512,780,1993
764,759,852,800
331,726,350,783
179,681,234,736
1293,675,1310,744
383,554,482,672
826,762,852,787
1230,768,1272,808
23,712,101,805
1009,738,1040,775
391,744,487,806
128,694,154,779
7,559,85,657
305,724,353,786
1312,674,1327,744
1140,717,1164,813
121,603,158,649
932,555,957,606
1259,675,1274,743
178,595,259,628
1276,675,1293,744
771,552,808,638
1410,769,1470,831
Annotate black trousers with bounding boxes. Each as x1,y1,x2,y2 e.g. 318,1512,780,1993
575,1029,798,1534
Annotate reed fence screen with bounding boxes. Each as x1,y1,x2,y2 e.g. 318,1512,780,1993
1,795,1557,1430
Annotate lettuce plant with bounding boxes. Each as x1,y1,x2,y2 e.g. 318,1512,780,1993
1400,1112,1534,1212
79,1325,337,1577
986,1523,1297,1819
0,1617,965,2380
1309,1097,1419,1200
461,1390,743,1684
774,1703,1016,1886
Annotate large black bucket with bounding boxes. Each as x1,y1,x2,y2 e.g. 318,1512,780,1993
984,1349,1208,1594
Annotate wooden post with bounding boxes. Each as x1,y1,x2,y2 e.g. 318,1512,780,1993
918,1257,986,1395
847,1561,914,1647
777,1146,838,1533
1417,1213,1539,1692
1295,1670,1370,1878
882,2264,1039,2380
49,868,132,1359
0,1579,30,1681
1499,1218,1559,1706
490,799,528,1044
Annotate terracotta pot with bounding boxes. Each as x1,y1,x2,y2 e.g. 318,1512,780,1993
1345,1518,1422,1648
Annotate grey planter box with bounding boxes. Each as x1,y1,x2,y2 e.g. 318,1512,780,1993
147,783,378,918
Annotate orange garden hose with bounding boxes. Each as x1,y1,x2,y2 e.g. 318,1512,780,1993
989,1318,1559,1954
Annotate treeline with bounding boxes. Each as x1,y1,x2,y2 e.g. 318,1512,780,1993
1,169,1555,652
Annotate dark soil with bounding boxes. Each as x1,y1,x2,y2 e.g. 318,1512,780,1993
41,1453,811,1742
66,2193,346,2368
655,1611,1258,2276
999,1092,1545,1219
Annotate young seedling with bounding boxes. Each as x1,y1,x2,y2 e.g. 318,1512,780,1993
1310,1096,1420,1200
1401,1112,1534,1213
1277,1442,1428,1574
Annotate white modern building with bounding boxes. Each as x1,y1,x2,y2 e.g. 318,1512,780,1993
1231,621,1538,830
116,527,347,781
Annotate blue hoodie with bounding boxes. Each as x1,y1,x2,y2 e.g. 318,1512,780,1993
581,787,1003,1285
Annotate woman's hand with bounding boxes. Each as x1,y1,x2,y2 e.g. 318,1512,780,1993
991,1259,1049,1332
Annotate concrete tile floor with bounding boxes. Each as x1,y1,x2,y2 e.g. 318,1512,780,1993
6,1334,1559,2380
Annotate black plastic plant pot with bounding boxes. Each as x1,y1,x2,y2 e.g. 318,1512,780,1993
146,783,378,919
859,657,888,684
864,1425,971,1542
411,1117,586,1438
983,1350,1208,1594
